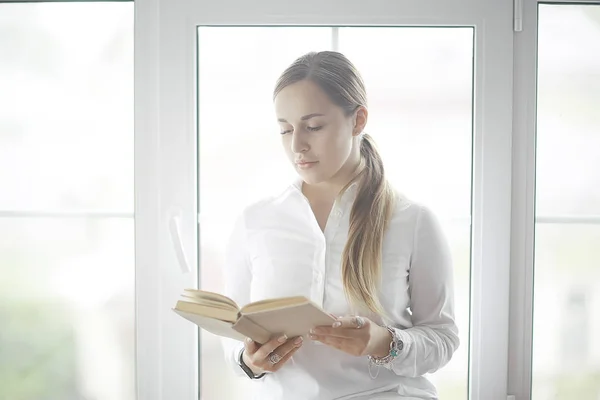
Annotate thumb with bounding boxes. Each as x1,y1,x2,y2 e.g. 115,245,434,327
244,337,259,355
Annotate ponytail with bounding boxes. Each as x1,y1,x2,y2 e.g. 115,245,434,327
340,133,395,316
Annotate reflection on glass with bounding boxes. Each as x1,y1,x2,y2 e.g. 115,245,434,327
0,218,135,400
339,27,474,218
532,4,600,400
197,26,473,400
0,3,134,212
0,3,134,400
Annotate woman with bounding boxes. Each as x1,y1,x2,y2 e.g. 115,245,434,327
220,51,459,400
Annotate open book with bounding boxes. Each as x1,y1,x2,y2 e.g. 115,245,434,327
172,289,336,344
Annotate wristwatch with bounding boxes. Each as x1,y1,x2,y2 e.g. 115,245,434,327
237,348,266,380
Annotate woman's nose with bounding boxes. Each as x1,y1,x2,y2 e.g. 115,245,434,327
291,132,309,153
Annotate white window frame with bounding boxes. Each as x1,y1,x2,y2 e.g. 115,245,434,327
135,0,515,399
509,1,600,400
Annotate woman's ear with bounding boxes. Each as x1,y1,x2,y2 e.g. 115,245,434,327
352,106,368,136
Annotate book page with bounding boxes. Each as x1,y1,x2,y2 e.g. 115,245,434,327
183,289,239,309
175,300,239,323
240,296,309,314
180,294,237,311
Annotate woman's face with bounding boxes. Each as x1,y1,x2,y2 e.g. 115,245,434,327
274,79,367,186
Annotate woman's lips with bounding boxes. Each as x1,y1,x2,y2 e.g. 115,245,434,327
296,161,318,169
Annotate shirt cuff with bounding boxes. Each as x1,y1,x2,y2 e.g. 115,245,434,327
382,327,412,370
226,340,247,378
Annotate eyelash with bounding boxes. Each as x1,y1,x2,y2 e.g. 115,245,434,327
280,126,323,135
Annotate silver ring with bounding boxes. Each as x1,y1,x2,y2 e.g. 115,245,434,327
354,316,365,329
268,352,282,365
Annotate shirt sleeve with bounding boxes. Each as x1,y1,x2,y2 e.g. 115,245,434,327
220,213,252,377
384,205,460,377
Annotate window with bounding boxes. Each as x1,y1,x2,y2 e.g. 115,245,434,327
197,26,473,400
150,1,513,399
0,3,134,400
532,4,600,399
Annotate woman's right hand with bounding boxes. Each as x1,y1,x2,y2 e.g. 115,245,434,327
242,334,304,375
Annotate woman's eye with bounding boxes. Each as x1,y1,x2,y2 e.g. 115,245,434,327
307,126,323,132
280,129,292,135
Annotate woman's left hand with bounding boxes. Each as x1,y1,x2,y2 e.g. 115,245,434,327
309,316,392,358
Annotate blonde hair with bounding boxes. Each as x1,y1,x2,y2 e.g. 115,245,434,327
273,51,396,316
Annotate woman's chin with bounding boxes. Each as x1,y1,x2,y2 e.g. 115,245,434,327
297,170,326,185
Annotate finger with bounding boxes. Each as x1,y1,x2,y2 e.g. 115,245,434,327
260,336,303,369
333,316,368,329
309,333,346,350
254,334,289,360
276,335,304,354
263,345,302,372
310,334,363,356
310,326,358,338
244,337,259,355
260,336,303,367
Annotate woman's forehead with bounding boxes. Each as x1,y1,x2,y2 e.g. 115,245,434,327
274,81,337,121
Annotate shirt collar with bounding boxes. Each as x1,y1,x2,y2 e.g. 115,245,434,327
290,177,360,200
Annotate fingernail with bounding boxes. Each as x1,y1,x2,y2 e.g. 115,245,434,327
332,321,341,328
294,337,303,345
309,334,317,340
278,335,288,343
245,337,252,343
309,329,315,334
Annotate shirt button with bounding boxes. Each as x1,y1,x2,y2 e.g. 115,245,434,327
334,210,343,218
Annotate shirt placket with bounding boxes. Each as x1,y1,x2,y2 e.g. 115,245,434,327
316,199,346,309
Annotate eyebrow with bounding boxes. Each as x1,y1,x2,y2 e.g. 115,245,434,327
277,113,325,123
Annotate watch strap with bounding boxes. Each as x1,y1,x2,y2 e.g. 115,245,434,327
238,348,266,380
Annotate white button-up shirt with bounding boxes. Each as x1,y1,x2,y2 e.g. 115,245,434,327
221,178,459,400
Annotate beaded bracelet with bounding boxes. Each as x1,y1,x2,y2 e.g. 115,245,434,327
367,326,403,378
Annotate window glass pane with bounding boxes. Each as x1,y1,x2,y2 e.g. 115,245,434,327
198,26,473,400
339,27,473,400
535,5,600,217
339,28,474,218
0,218,135,400
0,3,133,212
0,3,134,400
532,5,600,400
